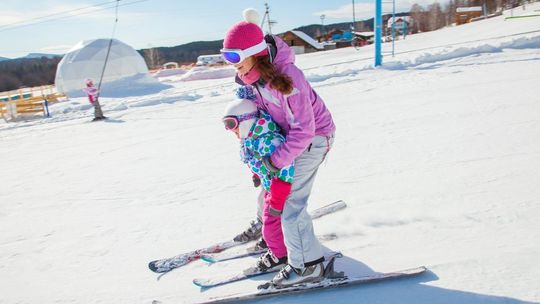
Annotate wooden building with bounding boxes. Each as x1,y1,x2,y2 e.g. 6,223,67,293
280,31,324,54
456,7,483,25
387,16,411,35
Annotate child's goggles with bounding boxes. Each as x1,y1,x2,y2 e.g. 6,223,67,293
223,112,259,130
221,40,267,64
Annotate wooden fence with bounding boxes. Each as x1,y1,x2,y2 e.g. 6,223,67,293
0,85,67,121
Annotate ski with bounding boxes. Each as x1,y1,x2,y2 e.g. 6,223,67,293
196,265,427,303
148,200,346,273
309,200,347,220
148,240,242,273
193,252,343,289
193,265,273,289
200,248,265,264
200,233,338,264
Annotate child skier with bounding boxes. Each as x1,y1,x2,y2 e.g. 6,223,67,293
83,78,105,121
223,91,294,272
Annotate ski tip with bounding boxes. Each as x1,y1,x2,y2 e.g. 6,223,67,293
410,265,428,272
335,200,347,209
193,279,211,289
148,261,159,272
398,265,428,276
148,260,171,273
200,255,216,264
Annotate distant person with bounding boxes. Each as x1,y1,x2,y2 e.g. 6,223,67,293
223,93,295,272
222,9,336,288
83,78,106,121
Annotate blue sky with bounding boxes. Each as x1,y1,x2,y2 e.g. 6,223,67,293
0,0,437,58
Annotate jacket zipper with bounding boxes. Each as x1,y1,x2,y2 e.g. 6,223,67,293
254,84,270,113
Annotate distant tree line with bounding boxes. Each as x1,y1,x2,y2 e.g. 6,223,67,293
0,57,61,92
138,40,224,69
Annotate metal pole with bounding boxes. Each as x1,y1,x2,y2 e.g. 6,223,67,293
375,0,382,66
392,0,396,57
320,14,326,35
352,0,356,31
265,3,272,34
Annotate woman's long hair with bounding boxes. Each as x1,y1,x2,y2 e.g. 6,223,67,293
255,56,293,95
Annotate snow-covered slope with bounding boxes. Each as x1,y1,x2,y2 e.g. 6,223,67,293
1,3,539,304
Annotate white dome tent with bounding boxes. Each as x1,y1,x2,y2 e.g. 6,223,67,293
55,38,168,97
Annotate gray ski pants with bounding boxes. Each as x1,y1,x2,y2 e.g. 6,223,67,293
257,134,334,268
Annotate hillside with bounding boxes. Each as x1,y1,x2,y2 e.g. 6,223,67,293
141,14,411,67
0,56,61,92
0,17,397,92
138,40,224,66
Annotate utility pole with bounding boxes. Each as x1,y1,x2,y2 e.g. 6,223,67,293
320,14,326,36
263,3,277,34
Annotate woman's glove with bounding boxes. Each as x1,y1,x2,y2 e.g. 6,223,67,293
262,156,280,174
266,178,292,216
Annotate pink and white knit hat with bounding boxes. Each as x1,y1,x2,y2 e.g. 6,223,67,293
223,9,268,57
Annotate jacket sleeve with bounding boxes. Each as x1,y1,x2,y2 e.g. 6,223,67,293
270,68,316,168
255,132,294,183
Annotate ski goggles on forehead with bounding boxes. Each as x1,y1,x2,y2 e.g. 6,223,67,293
223,111,259,130
221,40,267,64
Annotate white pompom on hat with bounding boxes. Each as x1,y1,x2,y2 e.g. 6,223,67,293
223,99,258,139
242,8,260,25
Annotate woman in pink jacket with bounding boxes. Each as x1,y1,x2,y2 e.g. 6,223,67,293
222,9,336,288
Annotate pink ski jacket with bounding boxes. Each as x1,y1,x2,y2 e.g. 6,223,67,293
83,86,99,104
251,35,336,169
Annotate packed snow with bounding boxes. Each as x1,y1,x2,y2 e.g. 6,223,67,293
1,3,540,304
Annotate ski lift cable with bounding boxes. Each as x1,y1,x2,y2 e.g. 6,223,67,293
0,1,119,31
96,0,121,97
0,0,148,33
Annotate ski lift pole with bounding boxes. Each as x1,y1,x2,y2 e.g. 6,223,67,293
94,0,120,119
97,0,120,94
375,0,382,66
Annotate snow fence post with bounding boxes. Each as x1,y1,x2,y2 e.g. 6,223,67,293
44,98,50,117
